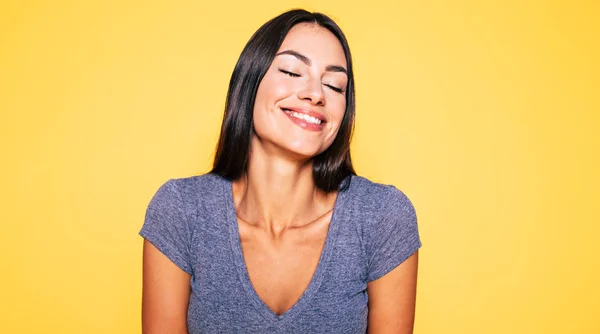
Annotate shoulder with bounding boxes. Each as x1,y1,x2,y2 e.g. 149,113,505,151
345,175,419,248
141,174,227,275
149,173,227,214
348,176,421,281
165,173,224,195
346,175,415,216
142,173,228,239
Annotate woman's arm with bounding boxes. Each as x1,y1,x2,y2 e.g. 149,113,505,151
142,240,191,334
367,251,419,334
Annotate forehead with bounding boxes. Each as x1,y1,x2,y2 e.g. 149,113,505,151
277,23,347,66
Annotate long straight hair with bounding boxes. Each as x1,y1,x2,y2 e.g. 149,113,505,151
211,9,356,192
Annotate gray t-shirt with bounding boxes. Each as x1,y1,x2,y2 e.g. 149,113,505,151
140,173,421,333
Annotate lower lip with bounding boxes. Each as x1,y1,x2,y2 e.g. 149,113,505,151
282,110,325,132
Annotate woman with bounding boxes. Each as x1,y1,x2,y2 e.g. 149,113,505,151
140,9,421,333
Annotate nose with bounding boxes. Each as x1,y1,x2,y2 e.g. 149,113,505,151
297,77,325,106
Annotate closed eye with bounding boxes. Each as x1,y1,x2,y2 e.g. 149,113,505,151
280,68,344,93
325,84,345,94
279,69,300,77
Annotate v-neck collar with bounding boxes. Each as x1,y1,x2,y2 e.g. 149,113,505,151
219,175,351,323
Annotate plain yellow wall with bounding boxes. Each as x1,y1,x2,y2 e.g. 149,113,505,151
1,0,598,333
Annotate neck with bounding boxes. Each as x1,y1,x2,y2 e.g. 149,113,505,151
232,138,335,233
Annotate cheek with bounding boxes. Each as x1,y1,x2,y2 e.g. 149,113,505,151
255,73,291,108
252,74,289,135
330,100,347,129
325,100,347,138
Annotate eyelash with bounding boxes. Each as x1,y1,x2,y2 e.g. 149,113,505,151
280,69,300,78
326,84,344,93
279,69,345,94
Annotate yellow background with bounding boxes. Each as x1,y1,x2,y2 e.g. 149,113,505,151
1,0,598,333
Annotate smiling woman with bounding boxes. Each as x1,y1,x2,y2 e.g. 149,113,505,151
140,9,421,334
251,23,349,167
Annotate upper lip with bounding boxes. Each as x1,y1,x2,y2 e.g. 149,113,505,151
280,106,327,122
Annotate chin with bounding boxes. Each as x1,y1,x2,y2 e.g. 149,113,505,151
252,127,333,161
283,142,329,161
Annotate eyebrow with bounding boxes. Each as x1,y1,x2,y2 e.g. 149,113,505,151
276,50,348,75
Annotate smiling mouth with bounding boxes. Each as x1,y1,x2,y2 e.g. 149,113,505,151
281,108,324,125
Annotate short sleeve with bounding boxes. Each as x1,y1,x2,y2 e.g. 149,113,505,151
139,179,193,274
366,186,422,282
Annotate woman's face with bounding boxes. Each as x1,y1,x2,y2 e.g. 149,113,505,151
252,23,348,160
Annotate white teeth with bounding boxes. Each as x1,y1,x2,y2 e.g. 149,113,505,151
289,111,322,125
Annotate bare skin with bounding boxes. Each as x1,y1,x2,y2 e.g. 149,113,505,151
142,23,419,333
232,152,337,316
142,240,190,334
367,251,419,333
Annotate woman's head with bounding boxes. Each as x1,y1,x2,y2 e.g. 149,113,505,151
212,9,356,192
